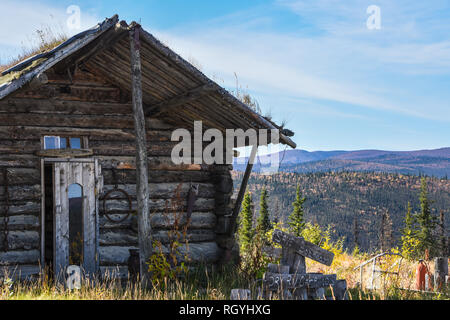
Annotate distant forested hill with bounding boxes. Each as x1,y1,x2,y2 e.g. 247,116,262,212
233,148,450,177
232,171,450,252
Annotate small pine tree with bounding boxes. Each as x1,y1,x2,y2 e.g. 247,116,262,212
288,185,306,237
238,191,254,251
401,202,420,259
379,210,393,252
256,188,271,234
415,177,437,257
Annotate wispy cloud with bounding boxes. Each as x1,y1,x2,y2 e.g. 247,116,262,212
151,5,450,123
0,0,100,63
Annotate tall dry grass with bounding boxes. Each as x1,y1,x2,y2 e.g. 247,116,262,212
0,25,67,74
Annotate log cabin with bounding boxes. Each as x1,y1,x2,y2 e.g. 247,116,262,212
0,15,295,280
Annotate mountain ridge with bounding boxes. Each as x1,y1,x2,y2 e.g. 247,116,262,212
233,147,450,177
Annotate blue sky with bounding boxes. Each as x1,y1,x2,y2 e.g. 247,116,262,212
1,0,449,151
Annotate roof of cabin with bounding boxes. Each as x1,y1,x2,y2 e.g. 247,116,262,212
0,15,295,148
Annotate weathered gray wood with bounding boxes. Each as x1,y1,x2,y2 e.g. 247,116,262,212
434,257,448,291
267,263,290,274
52,161,98,277
230,289,251,300
99,246,137,265
332,279,348,300
272,229,334,266
263,272,336,291
0,185,41,201
281,246,306,274
0,249,40,265
0,265,40,279
100,242,221,265
150,211,216,229
0,215,39,230
82,162,97,273
1,230,39,250
101,182,215,199
130,26,152,281
53,163,67,279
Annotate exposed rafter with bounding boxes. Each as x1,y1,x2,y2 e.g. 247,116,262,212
145,83,216,117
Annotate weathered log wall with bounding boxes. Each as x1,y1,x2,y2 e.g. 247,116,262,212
0,69,234,277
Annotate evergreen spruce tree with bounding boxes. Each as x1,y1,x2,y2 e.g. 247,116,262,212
403,202,414,236
379,210,393,252
288,185,306,237
256,187,271,234
415,178,437,257
238,191,254,250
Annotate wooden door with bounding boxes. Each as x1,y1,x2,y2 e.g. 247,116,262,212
52,159,102,279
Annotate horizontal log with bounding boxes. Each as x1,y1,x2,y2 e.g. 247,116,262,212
0,114,134,129
0,215,40,230
0,202,40,216
0,185,41,201
91,140,179,157
14,84,122,103
99,197,215,214
99,229,138,246
0,265,41,279
102,169,211,184
0,154,39,168
0,168,40,185
178,242,222,264
150,211,217,229
153,229,216,244
99,242,222,266
99,211,216,230
0,249,40,265
99,156,207,171
0,99,132,116
99,246,137,265
99,229,216,246
263,272,337,291
0,139,40,154
101,183,215,199
272,229,334,266
0,126,173,142
1,230,40,251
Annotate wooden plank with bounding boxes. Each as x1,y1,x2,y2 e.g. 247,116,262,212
82,162,97,273
53,163,68,279
272,229,334,266
263,272,336,291
130,26,152,280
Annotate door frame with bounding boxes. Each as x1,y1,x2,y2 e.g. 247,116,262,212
40,158,102,276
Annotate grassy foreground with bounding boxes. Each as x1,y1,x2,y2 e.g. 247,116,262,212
1,257,448,300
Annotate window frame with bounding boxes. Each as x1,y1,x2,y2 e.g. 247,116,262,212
42,135,88,150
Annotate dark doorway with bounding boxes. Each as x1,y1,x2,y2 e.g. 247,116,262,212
44,164,54,270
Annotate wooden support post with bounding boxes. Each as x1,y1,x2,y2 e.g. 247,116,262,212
130,26,152,282
228,144,258,237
